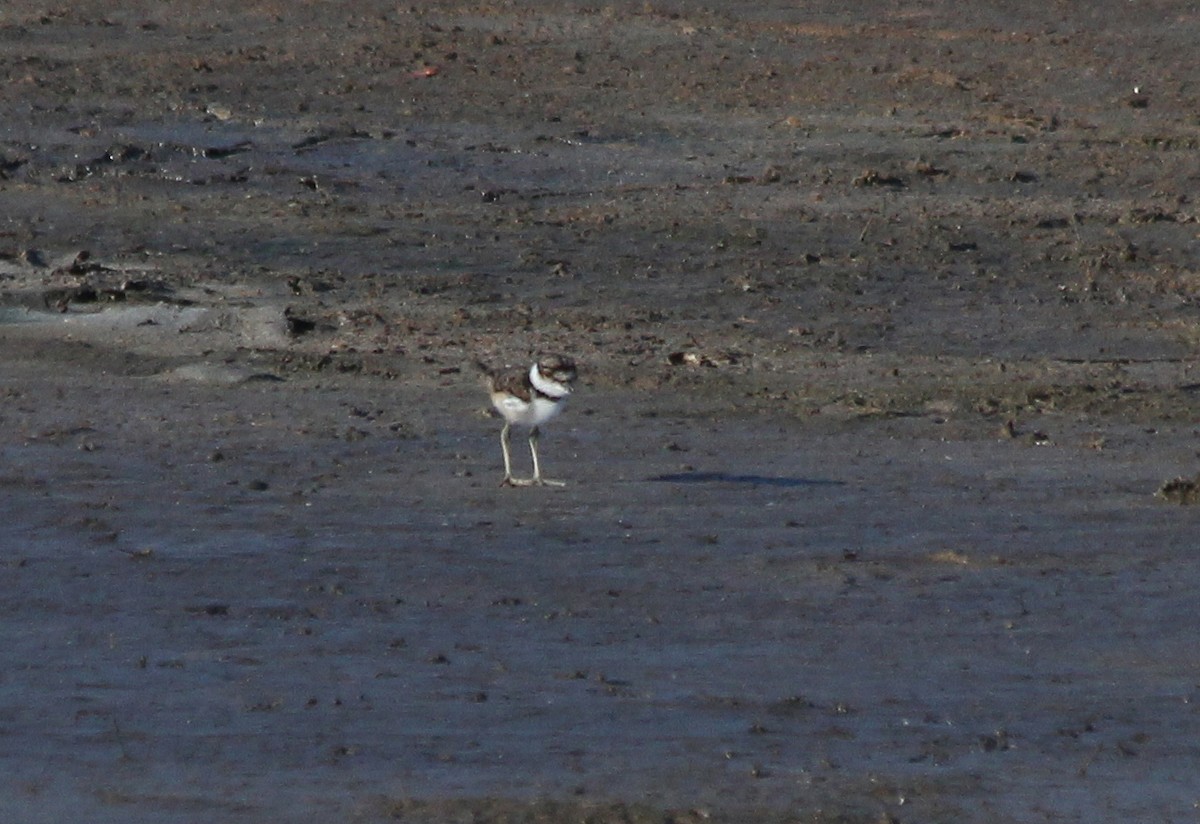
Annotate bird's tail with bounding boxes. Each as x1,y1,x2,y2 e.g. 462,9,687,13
473,358,498,390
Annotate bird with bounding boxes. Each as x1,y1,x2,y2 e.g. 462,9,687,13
480,354,577,487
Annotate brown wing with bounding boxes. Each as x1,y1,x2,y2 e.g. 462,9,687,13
489,366,533,402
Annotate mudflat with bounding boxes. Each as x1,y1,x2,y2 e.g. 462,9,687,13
2,2,1198,822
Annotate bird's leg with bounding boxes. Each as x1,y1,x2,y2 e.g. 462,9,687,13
528,426,540,480
499,421,516,485
500,421,533,487
528,426,565,487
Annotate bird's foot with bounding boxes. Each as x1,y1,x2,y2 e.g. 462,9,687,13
500,475,565,488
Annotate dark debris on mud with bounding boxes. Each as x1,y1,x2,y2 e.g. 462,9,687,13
1157,474,1200,505
377,798,884,824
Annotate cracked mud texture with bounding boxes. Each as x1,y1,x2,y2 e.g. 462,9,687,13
1,2,1199,823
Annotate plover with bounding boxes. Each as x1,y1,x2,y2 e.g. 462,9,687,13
481,354,577,487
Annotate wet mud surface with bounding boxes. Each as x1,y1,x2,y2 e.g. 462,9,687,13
2,2,1199,822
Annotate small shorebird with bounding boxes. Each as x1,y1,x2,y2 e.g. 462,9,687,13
481,354,577,487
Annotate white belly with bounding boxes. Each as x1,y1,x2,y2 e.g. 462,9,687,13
492,394,564,427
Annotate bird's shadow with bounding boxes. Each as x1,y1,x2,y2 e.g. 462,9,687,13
648,471,845,489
